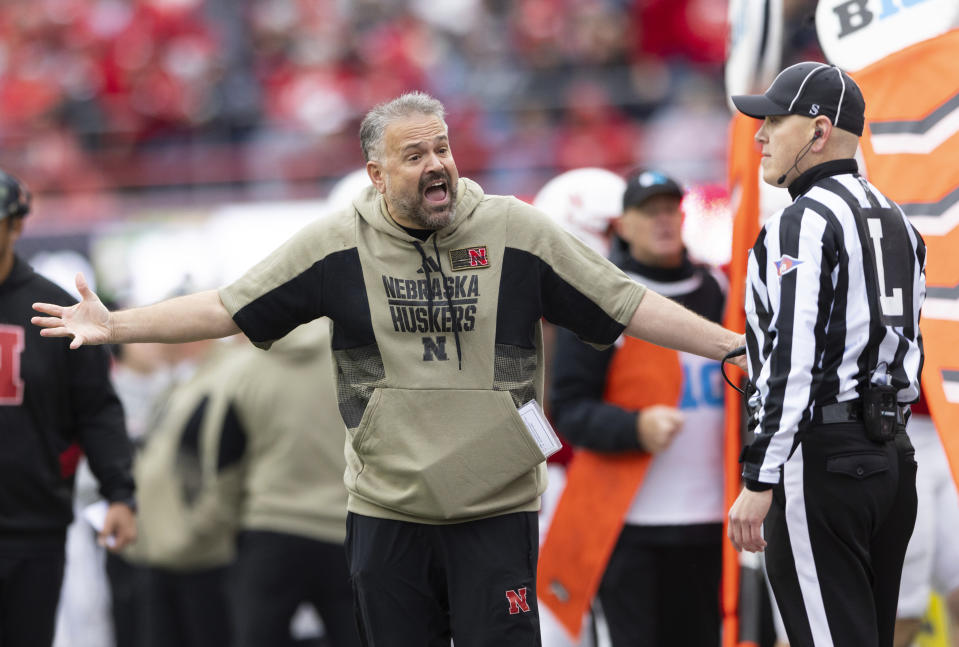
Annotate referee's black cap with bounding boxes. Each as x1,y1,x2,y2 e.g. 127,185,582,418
0,169,31,221
731,62,865,136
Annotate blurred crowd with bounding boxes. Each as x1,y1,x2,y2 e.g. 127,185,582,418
0,0,758,213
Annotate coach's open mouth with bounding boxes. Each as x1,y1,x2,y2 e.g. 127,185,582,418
424,180,448,204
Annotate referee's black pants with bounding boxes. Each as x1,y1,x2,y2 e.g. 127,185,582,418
765,422,917,647
346,511,540,646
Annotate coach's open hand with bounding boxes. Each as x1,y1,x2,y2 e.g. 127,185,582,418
32,273,112,349
727,487,772,552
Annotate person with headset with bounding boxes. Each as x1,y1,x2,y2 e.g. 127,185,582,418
726,62,925,647
0,169,137,647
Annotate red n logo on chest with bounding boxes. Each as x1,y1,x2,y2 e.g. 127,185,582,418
468,248,488,267
0,325,25,405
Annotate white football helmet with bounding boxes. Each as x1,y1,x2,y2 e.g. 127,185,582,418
326,168,374,212
533,168,626,256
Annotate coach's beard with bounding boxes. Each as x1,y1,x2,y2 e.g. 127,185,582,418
392,173,457,230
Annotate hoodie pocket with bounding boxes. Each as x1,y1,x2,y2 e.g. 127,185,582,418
350,388,546,521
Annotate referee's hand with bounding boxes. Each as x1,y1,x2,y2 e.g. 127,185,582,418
727,487,772,553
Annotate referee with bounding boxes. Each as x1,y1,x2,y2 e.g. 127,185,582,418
726,62,926,647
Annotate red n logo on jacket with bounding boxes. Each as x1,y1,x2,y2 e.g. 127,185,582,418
468,247,488,267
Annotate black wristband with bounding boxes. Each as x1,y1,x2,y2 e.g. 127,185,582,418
108,495,138,513
744,478,775,492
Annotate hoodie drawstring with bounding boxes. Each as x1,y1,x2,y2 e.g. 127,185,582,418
412,239,464,370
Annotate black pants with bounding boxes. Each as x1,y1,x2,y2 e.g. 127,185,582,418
140,564,231,647
346,511,540,646
765,423,917,647
231,529,360,647
106,552,150,647
0,548,65,647
597,524,722,647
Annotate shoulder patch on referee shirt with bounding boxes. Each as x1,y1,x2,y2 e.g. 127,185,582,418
449,245,490,271
774,254,804,278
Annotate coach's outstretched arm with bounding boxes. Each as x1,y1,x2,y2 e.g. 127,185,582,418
626,289,744,366
31,273,240,348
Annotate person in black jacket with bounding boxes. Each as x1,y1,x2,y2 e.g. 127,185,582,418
549,171,727,646
0,169,137,647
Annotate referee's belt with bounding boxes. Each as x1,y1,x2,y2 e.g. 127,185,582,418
811,401,907,425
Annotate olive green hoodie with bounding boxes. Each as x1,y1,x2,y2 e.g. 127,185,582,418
220,178,645,524
124,342,247,570
224,318,347,544
129,322,348,571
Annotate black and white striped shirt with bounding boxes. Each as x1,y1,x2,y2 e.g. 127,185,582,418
743,159,926,486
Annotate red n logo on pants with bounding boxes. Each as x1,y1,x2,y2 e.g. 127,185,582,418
0,325,25,405
505,587,530,614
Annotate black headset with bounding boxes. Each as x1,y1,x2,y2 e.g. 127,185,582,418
776,128,824,185
0,170,31,220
